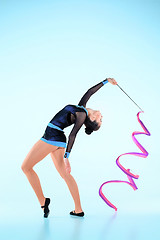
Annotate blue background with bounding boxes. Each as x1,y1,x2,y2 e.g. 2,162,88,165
0,0,160,239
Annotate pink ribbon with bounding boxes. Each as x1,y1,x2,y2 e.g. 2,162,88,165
99,111,151,211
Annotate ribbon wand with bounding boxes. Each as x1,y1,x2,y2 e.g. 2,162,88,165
99,80,150,211
117,84,143,112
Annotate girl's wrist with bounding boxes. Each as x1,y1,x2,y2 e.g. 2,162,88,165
64,152,70,159
102,78,108,85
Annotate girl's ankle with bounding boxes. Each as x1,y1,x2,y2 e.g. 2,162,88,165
75,208,83,213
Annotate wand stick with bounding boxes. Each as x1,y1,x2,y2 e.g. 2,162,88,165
117,84,143,112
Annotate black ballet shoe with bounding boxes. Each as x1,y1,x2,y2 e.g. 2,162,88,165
41,198,50,218
70,210,84,217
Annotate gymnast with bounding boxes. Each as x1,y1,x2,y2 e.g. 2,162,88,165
21,77,117,217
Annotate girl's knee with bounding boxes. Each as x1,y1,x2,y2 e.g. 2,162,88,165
21,164,26,173
60,170,70,179
21,163,32,174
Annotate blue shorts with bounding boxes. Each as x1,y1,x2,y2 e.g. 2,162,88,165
40,123,67,148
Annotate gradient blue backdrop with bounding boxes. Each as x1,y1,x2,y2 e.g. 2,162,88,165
0,0,160,239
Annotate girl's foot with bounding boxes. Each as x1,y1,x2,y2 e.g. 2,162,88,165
41,198,50,218
70,210,84,217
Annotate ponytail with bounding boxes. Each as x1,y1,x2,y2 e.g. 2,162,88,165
84,117,100,135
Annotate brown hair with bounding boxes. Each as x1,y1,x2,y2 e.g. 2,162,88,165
84,117,100,135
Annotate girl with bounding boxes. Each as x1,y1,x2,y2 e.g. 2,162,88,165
21,77,117,217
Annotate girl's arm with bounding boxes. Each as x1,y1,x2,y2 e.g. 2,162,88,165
64,111,86,159
78,78,117,107
64,77,117,159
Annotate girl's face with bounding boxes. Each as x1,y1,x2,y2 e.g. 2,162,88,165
90,110,103,127
94,110,103,126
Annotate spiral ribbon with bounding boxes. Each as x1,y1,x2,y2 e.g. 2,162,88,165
99,111,151,211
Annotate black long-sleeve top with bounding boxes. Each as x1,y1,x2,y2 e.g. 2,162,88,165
49,79,108,156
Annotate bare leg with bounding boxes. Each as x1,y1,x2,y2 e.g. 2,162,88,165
23,169,45,206
21,140,58,208
50,148,83,213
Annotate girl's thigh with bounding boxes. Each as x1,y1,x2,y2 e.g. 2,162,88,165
21,140,58,171
50,148,66,176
